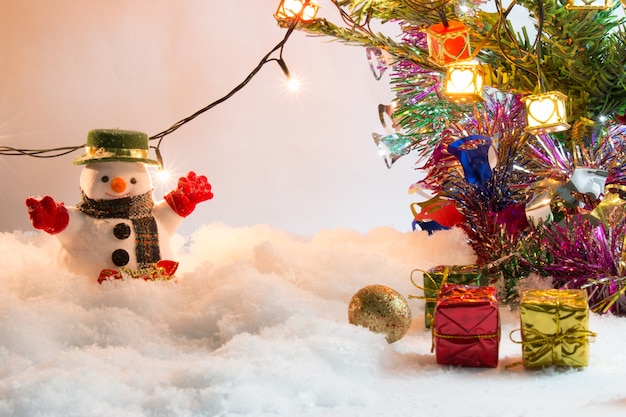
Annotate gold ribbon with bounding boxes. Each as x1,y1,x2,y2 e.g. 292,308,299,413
432,328,499,353
508,328,596,368
85,146,150,160
408,266,449,302
436,332,500,340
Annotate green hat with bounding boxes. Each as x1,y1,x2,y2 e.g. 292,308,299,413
73,129,160,166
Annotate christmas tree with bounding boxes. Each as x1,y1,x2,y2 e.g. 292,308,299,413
275,0,626,310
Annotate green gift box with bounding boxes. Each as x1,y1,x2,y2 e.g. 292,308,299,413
515,289,596,368
411,265,489,328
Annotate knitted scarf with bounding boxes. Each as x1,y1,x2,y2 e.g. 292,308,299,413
77,190,161,268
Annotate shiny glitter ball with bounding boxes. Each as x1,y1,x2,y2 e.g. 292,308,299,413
348,285,412,343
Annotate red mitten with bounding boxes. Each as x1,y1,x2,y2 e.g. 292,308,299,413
25,196,69,234
164,171,213,218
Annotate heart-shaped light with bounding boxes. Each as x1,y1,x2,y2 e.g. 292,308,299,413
426,20,471,65
528,98,558,125
566,0,611,10
523,91,570,133
443,61,484,102
443,35,470,60
448,68,475,92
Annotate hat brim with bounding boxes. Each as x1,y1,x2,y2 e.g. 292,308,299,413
73,155,161,166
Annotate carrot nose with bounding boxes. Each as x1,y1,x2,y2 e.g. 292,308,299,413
110,177,127,193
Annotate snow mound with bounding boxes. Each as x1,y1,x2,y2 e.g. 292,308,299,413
1,225,625,417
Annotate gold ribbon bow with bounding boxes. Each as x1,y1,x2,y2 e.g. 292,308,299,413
408,266,450,302
509,327,596,367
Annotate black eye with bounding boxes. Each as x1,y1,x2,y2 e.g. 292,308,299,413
101,176,109,183
130,178,137,185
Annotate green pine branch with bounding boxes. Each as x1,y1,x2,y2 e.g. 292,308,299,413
283,0,626,155
333,0,444,25
482,0,626,120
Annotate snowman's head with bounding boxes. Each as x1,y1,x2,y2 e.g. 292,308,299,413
80,161,153,200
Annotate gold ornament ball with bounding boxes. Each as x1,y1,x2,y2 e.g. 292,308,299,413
348,284,412,343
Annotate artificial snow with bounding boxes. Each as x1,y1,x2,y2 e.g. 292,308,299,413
1,224,626,417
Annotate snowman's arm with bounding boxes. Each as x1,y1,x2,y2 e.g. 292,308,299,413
164,171,213,218
154,201,185,235
25,196,70,234
53,207,89,245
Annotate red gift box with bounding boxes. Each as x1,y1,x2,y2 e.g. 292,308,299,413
432,284,500,367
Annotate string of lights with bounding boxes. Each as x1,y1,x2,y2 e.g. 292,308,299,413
0,145,83,158
0,3,307,161
149,8,303,146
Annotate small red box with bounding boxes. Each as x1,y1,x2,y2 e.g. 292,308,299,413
425,20,471,65
433,284,500,367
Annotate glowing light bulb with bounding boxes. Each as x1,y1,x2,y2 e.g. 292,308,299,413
275,0,320,22
287,77,300,91
156,169,171,184
454,0,478,18
523,91,570,134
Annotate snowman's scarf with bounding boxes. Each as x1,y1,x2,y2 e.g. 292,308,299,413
77,190,161,267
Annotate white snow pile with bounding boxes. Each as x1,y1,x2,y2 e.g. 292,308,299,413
1,223,626,417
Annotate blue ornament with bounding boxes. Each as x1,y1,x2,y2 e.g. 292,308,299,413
447,135,493,188
412,219,450,235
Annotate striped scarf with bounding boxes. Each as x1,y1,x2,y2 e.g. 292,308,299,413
77,190,161,267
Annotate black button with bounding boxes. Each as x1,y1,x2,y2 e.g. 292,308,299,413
113,223,131,240
112,249,130,266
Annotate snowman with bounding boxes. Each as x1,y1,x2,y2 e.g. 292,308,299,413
25,129,213,281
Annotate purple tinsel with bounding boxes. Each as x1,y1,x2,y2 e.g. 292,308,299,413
541,215,626,314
